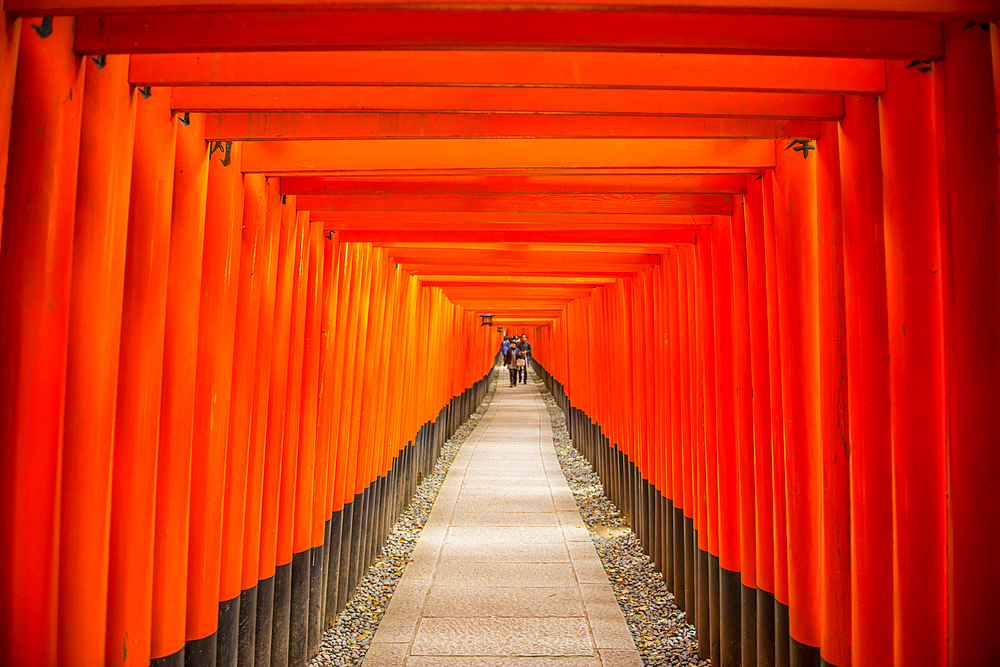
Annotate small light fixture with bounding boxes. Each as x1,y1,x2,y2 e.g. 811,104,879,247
480,313,494,327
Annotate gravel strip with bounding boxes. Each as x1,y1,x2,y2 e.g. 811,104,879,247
309,371,499,667
535,376,710,667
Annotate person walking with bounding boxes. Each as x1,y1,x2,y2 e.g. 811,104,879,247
505,340,521,387
517,334,532,384
501,335,511,363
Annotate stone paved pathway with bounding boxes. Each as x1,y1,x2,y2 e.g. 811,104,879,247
366,377,644,667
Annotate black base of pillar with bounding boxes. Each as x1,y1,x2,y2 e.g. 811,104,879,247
790,637,821,667
325,509,343,627
683,515,696,623
271,561,292,667
289,550,311,666
337,500,354,614
238,586,257,667
720,566,742,667
308,542,325,658
709,554,721,667
757,588,776,667
775,599,791,667
183,632,216,667
151,647,184,667
254,575,274,667
672,505,686,611
216,594,240,667
696,544,710,660
742,583,758,667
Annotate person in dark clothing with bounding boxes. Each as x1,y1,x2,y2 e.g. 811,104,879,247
504,342,521,387
517,335,532,384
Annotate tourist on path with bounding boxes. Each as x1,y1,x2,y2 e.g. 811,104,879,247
504,342,521,387
517,335,532,384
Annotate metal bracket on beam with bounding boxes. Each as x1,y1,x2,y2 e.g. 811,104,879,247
31,17,53,39
91,55,106,69
210,140,232,167
139,86,152,99
904,60,932,73
786,139,815,159
178,112,190,126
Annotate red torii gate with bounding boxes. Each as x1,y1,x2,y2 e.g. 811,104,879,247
0,3,996,667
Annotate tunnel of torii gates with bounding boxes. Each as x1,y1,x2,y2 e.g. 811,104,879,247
0,1,998,667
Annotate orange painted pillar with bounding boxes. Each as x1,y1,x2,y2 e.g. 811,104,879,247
256,193,297,663
152,111,210,664
730,199,758,667
677,249,696,620
330,242,356,518
106,88,177,667
710,213,742,667
316,235,342,629
0,20,83,665
744,177,776,667
216,172,267,664
292,221,323,661
695,232,722,666
688,246,711,658
771,141,822,666
761,171,790,667
240,176,280,659
274,209,310,665
814,121,850,667
58,54,135,667
665,252,683,605
0,17,20,221
936,21,1000,664
839,96,894,667
878,59,947,667
186,141,245,666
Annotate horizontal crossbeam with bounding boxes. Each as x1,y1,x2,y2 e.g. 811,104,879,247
74,10,943,59
242,138,776,172
206,113,822,141
299,193,732,216
336,229,697,244
282,173,749,195
13,0,997,18
170,86,845,120
131,52,887,94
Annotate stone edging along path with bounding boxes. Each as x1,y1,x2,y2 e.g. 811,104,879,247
309,367,706,667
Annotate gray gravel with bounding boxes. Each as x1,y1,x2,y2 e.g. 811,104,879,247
535,375,710,667
309,372,498,667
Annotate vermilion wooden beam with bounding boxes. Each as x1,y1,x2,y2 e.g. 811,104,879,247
421,276,614,289
171,86,845,120
406,265,638,277
336,229,698,245
299,193,732,216
380,243,683,254
282,173,749,195
73,11,943,59
388,248,661,265
205,113,822,141
443,285,594,295
131,52,886,94
314,211,713,227
15,0,997,18
420,276,617,285
242,138,776,172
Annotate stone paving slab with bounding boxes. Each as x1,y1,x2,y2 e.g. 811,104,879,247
369,375,642,666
